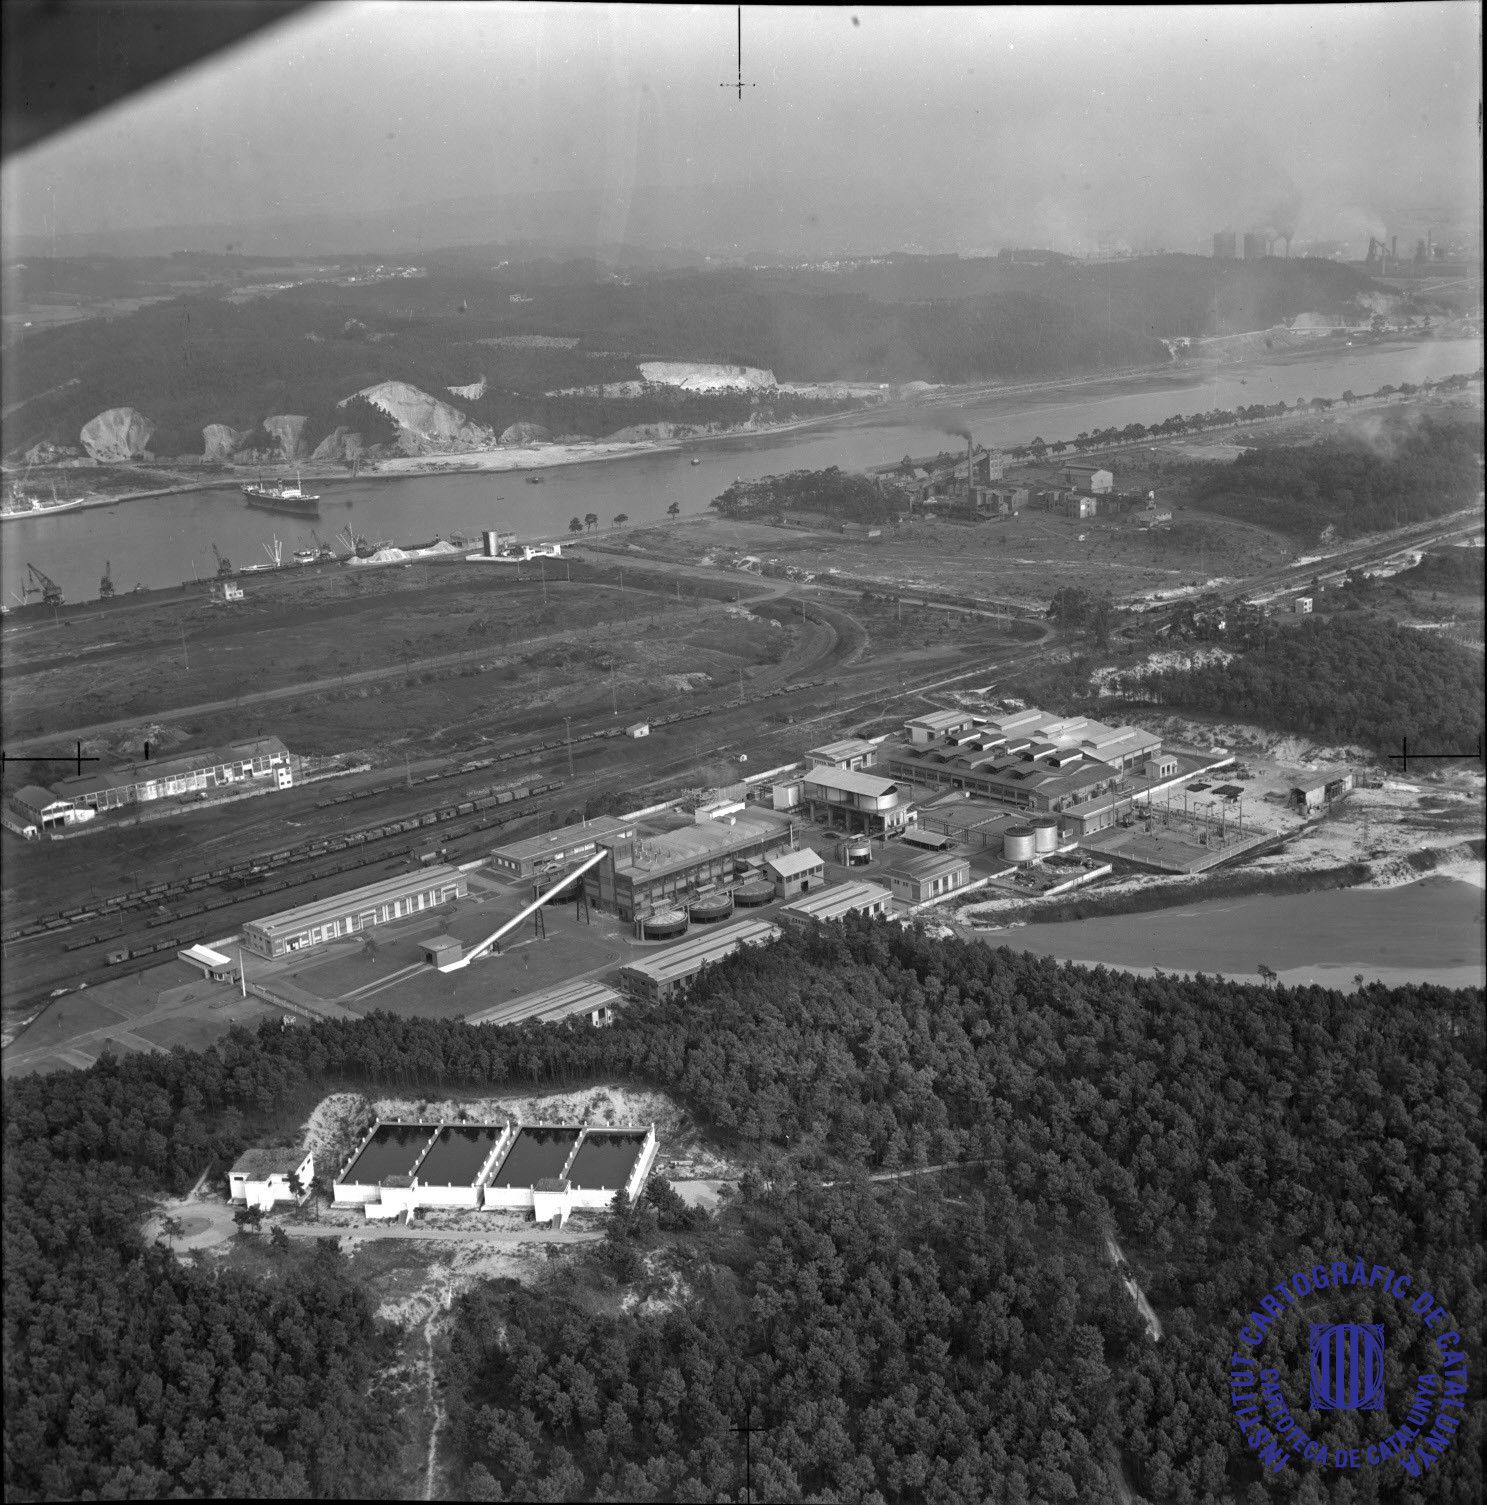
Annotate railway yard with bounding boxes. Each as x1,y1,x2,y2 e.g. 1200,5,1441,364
4,417,1482,1073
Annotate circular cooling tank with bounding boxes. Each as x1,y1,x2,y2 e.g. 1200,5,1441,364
843,838,873,866
641,908,689,940
688,891,734,924
1003,826,1038,863
1032,817,1061,853
732,878,776,908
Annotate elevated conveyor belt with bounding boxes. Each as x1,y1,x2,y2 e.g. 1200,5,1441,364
443,848,609,970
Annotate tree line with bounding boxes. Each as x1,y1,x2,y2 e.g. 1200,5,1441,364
4,923,1481,1501
1112,611,1485,757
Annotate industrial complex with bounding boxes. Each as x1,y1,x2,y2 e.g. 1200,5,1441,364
330,1117,657,1226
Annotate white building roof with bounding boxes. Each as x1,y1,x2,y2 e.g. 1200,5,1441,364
808,737,877,763
780,881,892,923
180,944,233,968
620,919,779,986
767,848,824,879
802,765,901,799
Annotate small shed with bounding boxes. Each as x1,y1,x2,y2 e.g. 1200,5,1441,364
1290,771,1355,812
177,944,240,984
423,935,464,971
765,847,825,897
626,721,650,739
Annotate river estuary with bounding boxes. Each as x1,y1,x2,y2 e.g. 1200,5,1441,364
2,337,1480,605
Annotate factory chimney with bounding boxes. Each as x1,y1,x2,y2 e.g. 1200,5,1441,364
1391,235,1397,262
966,434,974,497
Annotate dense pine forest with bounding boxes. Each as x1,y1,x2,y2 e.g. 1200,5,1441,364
1116,613,1485,757
4,925,1482,1501
1190,413,1483,542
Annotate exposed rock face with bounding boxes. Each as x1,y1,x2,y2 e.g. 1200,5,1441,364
80,407,154,462
448,376,486,400
202,424,249,460
638,360,777,392
262,414,309,459
310,426,367,464
604,420,699,442
23,441,80,464
499,421,552,446
341,381,493,454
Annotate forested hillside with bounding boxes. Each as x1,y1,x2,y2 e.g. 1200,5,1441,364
791,252,1391,338
1118,613,1485,756
2,265,1165,457
4,926,1481,1502
1190,412,1483,542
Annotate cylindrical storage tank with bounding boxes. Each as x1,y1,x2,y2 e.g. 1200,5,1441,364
1033,817,1060,853
732,878,776,907
1004,826,1037,863
641,908,689,940
843,838,873,866
688,891,734,924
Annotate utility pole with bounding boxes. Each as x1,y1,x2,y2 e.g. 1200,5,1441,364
565,716,573,777
180,621,189,671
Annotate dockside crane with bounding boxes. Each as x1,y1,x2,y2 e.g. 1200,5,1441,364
24,562,64,607
99,560,115,599
212,543,234,579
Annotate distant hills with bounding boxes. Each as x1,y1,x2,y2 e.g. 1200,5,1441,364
0,252,1411,459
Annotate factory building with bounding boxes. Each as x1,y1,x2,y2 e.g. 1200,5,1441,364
807,737,879,772
884,851,972,905
1242,232,1269,261
617,918,780,1002
794,764,911,836
1213,230,1237,259
228,1147,315,1212
878,707,1162,815
330,1119,656,1225
242,865,468,957
593,810,794,922
1059,463,1113,495
52,737,293,814
766,847,825,898
177,944,241,984
489,815,636,880
4,785,93,836
778,880,892,930
1291,771,1355,812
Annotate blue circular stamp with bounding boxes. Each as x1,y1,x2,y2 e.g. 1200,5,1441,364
1229,1258,1469,1479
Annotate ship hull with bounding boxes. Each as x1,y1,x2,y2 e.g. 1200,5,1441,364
243,492,321,515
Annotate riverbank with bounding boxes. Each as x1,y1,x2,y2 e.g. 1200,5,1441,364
13,332,1452,512
972,874,1484,992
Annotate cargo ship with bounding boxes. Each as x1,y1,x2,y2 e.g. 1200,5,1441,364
242,473,321,514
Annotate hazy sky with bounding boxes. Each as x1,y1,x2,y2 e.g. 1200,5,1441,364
3,2,1481,255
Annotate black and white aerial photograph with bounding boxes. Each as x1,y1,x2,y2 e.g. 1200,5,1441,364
1,2,1482,1500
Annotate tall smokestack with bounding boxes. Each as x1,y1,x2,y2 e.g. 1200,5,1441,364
967,434,974,496
1391,235,1397,261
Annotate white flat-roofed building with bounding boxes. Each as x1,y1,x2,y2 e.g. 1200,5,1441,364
906,709,980,745
177,944,240,983
53,736,293,814
242,865,467,957
228,1147,314,1212
8,785,84,832
617,918,780,1003
800,764,910,835
886,851,972,905
778,880,892,929
807,737,879,772
765,847,825,897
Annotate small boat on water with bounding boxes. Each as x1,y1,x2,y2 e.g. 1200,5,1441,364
243,471,321,514
690,457,701,465
525,474,545,484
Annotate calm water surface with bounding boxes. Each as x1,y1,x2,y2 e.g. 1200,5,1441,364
2,337,1480,604
983,876,1485,990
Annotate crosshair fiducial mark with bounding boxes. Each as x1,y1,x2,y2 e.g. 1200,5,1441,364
721,5,756,99
1388,734,1484,774
0,741,100,777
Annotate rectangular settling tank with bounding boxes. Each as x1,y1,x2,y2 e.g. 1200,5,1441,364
414,1125,505,1186
488,1126,579,1188
340,1123,433,1185
565,1131,647,1191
